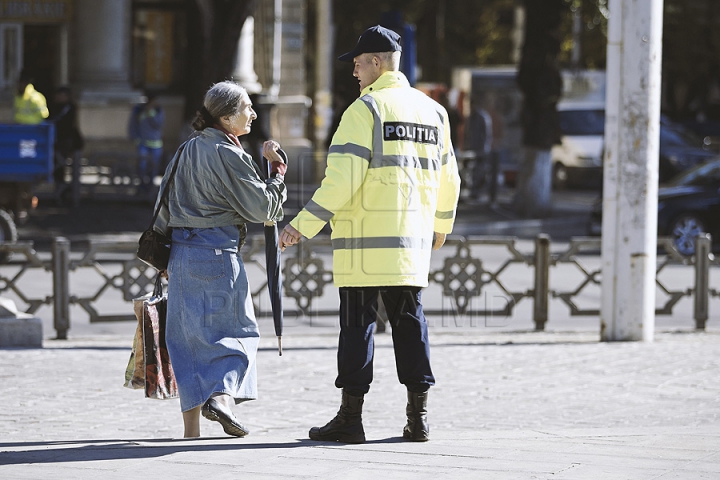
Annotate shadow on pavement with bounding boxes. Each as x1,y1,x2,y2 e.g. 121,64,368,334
0,437,321,465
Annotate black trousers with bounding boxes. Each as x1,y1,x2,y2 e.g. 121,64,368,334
335,286,435,396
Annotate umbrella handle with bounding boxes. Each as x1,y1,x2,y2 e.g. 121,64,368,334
278,336,283,356
264,220,276,226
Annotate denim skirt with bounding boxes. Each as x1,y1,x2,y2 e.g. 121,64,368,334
165,227,258,412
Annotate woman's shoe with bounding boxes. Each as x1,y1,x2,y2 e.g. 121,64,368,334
201,397,250,437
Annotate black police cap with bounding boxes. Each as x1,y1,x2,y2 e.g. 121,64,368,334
338,25,402,62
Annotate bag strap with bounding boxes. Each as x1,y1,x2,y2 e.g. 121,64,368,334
148,142,187,230
153,272,164,298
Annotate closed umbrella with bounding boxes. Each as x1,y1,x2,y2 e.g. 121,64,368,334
264,148,287,355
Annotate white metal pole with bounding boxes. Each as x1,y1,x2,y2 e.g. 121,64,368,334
511,5,525,65
571,3,582,68
601,0,664,342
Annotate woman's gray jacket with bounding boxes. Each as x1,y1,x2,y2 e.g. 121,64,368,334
153,127,286,233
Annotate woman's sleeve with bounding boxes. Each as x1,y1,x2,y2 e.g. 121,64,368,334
217,146,287,223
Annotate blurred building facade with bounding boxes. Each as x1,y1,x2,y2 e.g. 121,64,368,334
0,0,312,164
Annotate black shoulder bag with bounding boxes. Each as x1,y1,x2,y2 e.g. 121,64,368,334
137,144,185,270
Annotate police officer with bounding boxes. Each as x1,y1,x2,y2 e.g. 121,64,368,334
280,25,461,443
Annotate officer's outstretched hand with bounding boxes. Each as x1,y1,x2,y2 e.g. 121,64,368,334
432,232,446,251
280,224,302,251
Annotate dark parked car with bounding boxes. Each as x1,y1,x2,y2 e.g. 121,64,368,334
589,159,720,256
659,116,720,183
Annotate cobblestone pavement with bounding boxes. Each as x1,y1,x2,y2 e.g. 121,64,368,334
1,329,719,479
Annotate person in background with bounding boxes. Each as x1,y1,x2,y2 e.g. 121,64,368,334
465,95,493,202
14,70,49,125
157,81,287,438
280,25,461,444
129,92,165,190
49,86,84,197
437,89,460,152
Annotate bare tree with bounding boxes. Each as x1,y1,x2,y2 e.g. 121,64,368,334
187,0,258,117
513,0,566,217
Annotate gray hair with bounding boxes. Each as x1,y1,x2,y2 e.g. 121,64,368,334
192,81,249,131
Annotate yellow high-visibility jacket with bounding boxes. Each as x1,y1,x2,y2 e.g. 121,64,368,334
14,84,49,125
290,71,461,287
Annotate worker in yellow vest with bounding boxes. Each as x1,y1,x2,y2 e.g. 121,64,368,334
14,71,49,125
280,25,461,444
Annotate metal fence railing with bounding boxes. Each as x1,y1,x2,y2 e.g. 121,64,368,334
0,234,715,338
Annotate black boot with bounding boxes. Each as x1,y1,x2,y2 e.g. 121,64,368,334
309,390,365,443
403,390,429,442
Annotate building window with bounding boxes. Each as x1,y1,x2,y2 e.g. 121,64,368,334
131,3,186,93
0,23,22,91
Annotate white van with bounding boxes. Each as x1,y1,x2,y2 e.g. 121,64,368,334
551,100,605,188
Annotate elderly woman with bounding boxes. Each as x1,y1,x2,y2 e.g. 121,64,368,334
157,81,287,438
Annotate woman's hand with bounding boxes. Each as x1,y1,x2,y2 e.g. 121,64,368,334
262,140,284,163
262,140,287,177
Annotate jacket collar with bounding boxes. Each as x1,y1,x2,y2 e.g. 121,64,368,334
361,70,409,96
203,127,243,149
211,124,242,148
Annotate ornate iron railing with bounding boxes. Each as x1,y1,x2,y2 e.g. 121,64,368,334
0,233,716,338
0,242,52,314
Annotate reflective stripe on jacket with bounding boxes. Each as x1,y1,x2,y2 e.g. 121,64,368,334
14,84,49,125
290,71,461,287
